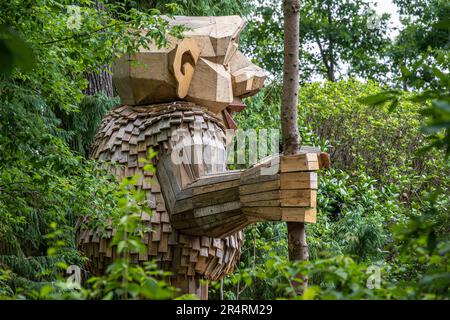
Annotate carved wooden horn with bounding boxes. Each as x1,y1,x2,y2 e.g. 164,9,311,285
171,38,200,99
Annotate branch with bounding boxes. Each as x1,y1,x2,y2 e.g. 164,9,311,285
314,34,330,73
39,21,131,46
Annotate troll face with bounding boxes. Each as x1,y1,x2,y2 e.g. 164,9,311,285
113,16,266,115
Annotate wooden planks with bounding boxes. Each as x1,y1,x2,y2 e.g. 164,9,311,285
113,15,266,116
78,102,245,301
281,208,317,223
239,179,280,195
280,153,319,172
280,172,317,190
239,152,320,223
244,207,317,223
192,178,240,195
281,190,317,207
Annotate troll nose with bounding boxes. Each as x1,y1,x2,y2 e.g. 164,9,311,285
231,62,266,98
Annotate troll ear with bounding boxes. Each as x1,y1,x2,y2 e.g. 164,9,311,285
171,38,200,99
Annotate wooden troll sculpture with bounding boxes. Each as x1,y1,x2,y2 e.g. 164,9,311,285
77,16,327,299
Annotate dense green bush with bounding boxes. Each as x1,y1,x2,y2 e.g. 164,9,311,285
0,82,119,289
298,80,450,196
310,169,401,261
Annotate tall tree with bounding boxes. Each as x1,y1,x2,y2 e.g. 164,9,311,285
134,0,253,16
388,0,449,90
301,0,390,82
281,0,309,282
84,0,114,97
244,0,390,82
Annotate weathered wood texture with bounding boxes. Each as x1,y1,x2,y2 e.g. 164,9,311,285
157,135,321,236
77,102,243,300
240,153,319,223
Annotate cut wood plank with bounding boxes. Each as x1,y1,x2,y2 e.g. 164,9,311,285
193,200,241,218
173,198,194,214
281,190,317,207
243,207,281,220
281,207,316,223
280,172,318,190
192,178,240,195
243,207,317,223
280,153,319,172
240,190,279,203
242,199,281,207
240,173,280,186
239,179,280,195
188,171,242,188
192,186,240,207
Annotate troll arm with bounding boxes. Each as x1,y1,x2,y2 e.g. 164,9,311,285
157,149,329,238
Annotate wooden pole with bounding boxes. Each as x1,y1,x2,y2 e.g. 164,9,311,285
281,0,309,288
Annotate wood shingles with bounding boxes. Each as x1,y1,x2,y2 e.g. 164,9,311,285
77,102,243,299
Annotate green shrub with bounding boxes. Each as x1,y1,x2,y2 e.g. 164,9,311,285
298,80,450,197
0,83,119,287
309,168,402,262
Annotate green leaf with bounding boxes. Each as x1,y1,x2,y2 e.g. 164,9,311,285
358,90,400,106
432,100,450,114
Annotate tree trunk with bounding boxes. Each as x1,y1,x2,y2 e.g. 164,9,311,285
326,0,335,82
281,0,301,156
281,0,309,281
287,222,309,261
84,67,114,97
84,0,114,97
